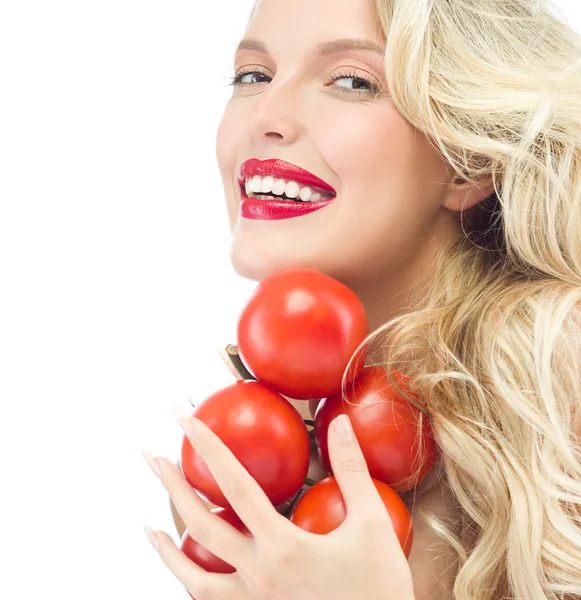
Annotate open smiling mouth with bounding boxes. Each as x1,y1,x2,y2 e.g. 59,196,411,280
239,180,337,220
241,175,336,203
236,158,337,220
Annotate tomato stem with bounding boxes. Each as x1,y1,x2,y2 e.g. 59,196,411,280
283,488,306,518
220,344,256,381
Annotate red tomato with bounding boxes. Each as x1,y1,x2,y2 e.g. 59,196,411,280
290,476,414,558
237,268,369,400
180,506,251,574
181,380,310,507
314,366,438,494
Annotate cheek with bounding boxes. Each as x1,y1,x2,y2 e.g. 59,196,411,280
309,105,446,280
215,105,239,181
322,105,419,183
319,102,447,218
215,104,243,229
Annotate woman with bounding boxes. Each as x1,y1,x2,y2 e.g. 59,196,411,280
142,0,581,598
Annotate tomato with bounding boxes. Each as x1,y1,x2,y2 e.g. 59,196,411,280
181,379,310,507
237,267,369,400
314,366,438,494
290,476,414,558
180,506,251,575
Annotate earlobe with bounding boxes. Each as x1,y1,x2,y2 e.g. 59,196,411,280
442,175,497,212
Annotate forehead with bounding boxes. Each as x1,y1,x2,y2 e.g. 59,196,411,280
244,0,384,51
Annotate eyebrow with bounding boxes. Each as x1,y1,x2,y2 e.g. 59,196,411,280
235,38,385,58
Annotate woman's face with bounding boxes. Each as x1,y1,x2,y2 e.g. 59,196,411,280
216,0,463,319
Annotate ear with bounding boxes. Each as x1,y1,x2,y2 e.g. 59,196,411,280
442,175,497,212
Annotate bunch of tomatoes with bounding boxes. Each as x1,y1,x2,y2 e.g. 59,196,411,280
178,267,438,575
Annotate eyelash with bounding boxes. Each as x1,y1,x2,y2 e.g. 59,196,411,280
227,67,382,97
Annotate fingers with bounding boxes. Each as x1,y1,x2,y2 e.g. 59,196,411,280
145,453,253,572
145,527,242,600
174,409,291,539
327,414,387,519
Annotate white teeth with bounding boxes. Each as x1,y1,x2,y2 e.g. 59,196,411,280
260,175,274,193
284,181,300,199
272,178,286,196
243,175,334,202
250,175,263,194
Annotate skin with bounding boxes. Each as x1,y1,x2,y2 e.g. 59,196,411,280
163,0,495,597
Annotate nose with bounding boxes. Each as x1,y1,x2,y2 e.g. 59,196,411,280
246,77,302,145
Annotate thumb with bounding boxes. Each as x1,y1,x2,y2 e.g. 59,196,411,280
327,414,387,518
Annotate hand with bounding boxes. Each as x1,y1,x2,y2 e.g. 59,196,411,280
143,409,416,600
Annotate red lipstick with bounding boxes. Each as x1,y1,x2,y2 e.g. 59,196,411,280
237,158,336,221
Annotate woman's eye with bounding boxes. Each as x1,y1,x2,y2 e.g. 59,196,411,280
327,72,381,95
228,69,271,87
229,70,270,86
228,69,381,96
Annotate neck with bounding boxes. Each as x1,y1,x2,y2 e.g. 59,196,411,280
348,256,436,368
348,211,461,367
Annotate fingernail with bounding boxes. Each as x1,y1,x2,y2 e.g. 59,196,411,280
142,449,162,479
334,414,354,440
144,525,160,552
172,405,197,440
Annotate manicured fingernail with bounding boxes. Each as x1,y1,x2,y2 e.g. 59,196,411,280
172,405,197,440
142,449,162,479
144,525,160,552
334,414,354,440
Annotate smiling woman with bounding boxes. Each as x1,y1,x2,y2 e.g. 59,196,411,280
155,0,581,598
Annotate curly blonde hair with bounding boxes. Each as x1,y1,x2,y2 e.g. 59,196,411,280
340,0,581,598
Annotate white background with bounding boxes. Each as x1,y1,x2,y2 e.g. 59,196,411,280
1,1,580,598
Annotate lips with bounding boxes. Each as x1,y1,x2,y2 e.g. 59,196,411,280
237,158,336,196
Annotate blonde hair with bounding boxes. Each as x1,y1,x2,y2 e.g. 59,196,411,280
353,0,581,598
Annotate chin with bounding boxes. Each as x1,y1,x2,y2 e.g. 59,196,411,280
229,243,310,282
229,237,360,289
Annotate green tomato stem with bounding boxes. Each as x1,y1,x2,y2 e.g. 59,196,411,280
222,344,256,381
282,476,320,518
283,488,306,518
